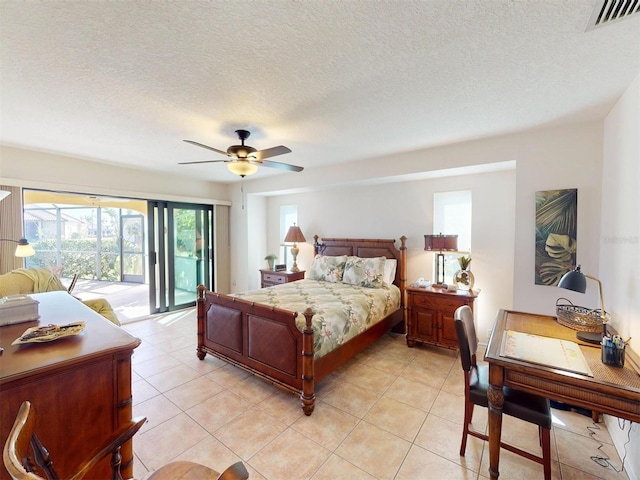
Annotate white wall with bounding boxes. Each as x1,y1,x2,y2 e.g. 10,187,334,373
601,74,640,480
0,145,230,204
512,123,604,315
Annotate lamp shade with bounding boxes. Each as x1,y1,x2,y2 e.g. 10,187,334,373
227,161,258,177
1,237,35,257
284,225,306,243
424,234,458,252
558,266,587,293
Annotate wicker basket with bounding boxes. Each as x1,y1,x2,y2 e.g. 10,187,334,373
555,298,607,332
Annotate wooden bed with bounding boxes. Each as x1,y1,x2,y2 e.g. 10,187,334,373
196,236,407,415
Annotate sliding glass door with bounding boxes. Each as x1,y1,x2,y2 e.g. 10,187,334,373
148,202,213,313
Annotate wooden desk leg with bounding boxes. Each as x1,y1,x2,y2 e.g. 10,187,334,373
487,383,505,480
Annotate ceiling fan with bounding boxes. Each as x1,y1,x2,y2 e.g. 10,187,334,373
180,129,304,177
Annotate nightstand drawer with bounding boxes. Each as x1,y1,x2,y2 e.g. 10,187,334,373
263,273,285,284
411,294,460,311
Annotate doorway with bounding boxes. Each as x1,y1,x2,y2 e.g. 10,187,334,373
148,201,213,313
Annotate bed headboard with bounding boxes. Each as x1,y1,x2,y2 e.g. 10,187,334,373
312,235,407,296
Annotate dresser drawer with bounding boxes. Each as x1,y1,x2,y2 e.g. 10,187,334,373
263,273,285,284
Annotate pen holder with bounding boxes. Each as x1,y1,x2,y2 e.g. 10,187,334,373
601,343,625,367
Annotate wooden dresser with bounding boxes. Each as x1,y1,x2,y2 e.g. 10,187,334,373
260,269,305,287
405,286,478,350
0,291,140,479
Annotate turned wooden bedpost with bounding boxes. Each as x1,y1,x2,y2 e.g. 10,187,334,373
196,284,206,360
301,307,316,415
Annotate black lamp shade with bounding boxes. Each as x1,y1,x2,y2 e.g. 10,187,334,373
558,266,587,293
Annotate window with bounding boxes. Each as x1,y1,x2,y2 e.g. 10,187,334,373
279,205,298,270
433,190,472,283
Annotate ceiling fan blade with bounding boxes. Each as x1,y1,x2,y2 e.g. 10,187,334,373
252,145,291,161
183,140,230,156
178,159,228,165
259,159,304,172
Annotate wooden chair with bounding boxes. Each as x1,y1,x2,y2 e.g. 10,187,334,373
3,401,249,480
66,274,79,294
454,306,552,480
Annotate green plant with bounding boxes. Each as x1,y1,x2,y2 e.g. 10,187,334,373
458,255,472,270
264,254,278,261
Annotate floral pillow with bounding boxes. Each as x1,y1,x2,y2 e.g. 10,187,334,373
307,255,348,283
342,256,387,288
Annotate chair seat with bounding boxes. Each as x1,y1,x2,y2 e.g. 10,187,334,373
148,461,220,479
470,364,552,429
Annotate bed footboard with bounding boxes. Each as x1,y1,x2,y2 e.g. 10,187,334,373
196,285,317,415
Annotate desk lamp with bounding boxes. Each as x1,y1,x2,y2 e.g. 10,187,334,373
424,234,458,287
558,265,608,344
284,224,305,272
0,238,35,257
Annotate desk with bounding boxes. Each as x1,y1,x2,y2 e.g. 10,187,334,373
0,291,141,479
485,309,640,480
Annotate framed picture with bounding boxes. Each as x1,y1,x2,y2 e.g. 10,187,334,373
535,189,577,286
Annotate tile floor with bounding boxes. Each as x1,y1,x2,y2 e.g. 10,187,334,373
123,309,630,480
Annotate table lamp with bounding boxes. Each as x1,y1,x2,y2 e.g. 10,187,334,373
558,265,607,344
284,224,305,272
424,233,458,287
0,237,35,257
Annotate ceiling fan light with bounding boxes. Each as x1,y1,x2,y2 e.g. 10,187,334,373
227,161,258,177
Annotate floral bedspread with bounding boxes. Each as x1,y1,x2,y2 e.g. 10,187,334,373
232,279,401,359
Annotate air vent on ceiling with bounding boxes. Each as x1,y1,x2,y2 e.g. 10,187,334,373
586,0,640,31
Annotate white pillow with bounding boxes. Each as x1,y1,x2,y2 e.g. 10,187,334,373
383,259,397,285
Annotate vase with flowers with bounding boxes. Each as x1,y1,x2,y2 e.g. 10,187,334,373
453,255,474,291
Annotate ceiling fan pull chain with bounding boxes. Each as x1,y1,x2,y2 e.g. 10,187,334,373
241,180,245,210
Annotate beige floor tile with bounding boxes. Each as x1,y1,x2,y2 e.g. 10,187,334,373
384,375,440,411
258,389,305,425
364,395,428,441
310,454,376,480
341,363,397,394
430,389,469,424
186,390,252,433
401,359,450,390
163,375,225,410
215,409,287,460
320,381,380,418
395,444,479,480
415,413,484,472
135,412,210,470
132,378,161,404
335,421,411,480
128,312,630,480
205,363,251,387
478,446,562,479
441,366,466,397
366,349,414,376
500,414,557,461
133,393,182,433
133,354,182,378
292,402,359,450
230,374,279,405
145,363,202,392
163,435,242,476
552,408,613,444
554,427,629,479
249,428,331,480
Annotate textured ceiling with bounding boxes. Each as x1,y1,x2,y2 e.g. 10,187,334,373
1,1,638,183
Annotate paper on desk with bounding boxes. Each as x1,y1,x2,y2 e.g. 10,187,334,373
500,330,593,377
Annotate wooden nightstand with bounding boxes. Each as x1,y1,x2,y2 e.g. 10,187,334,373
405,286,478,350
260,269,305,288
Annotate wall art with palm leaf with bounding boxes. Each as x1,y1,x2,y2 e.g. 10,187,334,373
535,188,577,286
